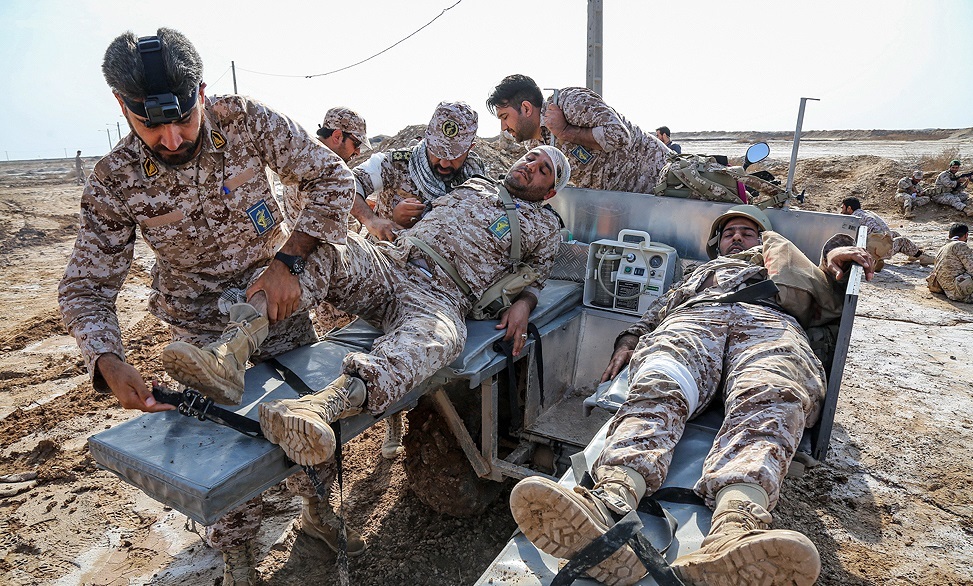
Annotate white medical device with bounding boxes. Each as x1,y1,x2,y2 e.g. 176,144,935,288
583,229,679,316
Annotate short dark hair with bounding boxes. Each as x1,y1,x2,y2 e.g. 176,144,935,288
841,197,861,210
949,223,969,239
316,127,338,139
656,126,671,136
486,74,543,116
102,28,203,101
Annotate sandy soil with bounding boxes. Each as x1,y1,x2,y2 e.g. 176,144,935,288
1,140,972,586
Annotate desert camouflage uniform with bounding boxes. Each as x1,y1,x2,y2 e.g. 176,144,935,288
595,249,837,510
526,87,667,194
352,145,485,226
296,177,561,412
57,94,354,549
927,240,973,302
895,176,929,212
929,170,970,211
850,208,921,258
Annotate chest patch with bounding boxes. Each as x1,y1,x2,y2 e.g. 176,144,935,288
570,145,594,164
246,200,276,235
489,215,511,240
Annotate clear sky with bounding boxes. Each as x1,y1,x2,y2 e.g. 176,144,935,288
1,0,971,160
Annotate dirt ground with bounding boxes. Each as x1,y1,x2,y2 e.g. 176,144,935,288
1,139,972,586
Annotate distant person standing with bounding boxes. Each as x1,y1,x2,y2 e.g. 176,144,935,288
487,74,668,194
894,170,928,218
655,126,681,154
74,150,86,185
839,197,934,269
928,159,973,216
927,223,973,302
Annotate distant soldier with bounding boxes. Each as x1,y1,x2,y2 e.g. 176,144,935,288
927,223,973,303
894,170,928,218
487,74,668,194
74,150,86,185
839,197,934,269
927,159,973,216
655,125,682,154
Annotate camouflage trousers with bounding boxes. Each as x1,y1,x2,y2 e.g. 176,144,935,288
300,233,470,414
594,303,826,510
931,191,969,211
894,191,929,211
888,232,921,258
171,314,332,550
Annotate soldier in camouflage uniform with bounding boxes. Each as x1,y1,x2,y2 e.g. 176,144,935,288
162,147,571,471
56,29,362,585
895,170,928,218
487,74,668,194
840,197,934,267
353,101,485,238
509,205,874,586
928,159,973,216
74,150,87,185
927,223,973,303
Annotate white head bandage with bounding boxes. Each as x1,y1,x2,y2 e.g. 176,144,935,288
535,145,571,193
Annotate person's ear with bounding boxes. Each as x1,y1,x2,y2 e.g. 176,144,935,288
543,188,557,201
521,100,535,118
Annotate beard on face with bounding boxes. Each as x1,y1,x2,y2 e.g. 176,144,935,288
153,139,200,166
504,166,549,202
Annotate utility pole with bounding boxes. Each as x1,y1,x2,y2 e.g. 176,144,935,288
786,97,819,195
103,128,113,150
117,121,123,142
586,0,603,96
232,61,238,94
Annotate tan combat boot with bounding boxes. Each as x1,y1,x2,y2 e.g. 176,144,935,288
163,303,268,405
671,483,820,586
907,252,936,267
221,540,257,586
509,466,647,586
381,412,406,459
300,494,367,556
259,374,366,466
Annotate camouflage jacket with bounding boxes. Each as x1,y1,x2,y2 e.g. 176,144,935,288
936,170,963,193
928,240,973,293
58,94,354,378
897,176,918,193
379,177,561,303
850,209,890,234
526,87,667,194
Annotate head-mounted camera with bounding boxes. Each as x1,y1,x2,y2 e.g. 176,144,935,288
122,36,198,126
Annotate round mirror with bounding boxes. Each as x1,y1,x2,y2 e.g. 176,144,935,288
745,142,770,166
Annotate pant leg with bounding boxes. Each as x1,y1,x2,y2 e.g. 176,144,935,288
205,497,263,549
343,264,468,414
695,304,825,510
932,193,968,211
594,306,730,494
891,235,920,257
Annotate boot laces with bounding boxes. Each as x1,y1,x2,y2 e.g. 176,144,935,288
317,380,358,422
217,319,260,352
589,477,638,516
223,542,254,581
385,413,404,444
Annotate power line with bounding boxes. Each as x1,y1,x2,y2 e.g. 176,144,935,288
237,0,463,80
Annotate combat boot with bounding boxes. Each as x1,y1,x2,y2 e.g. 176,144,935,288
259,374,366,466
671,483,820,586
300,494,366,556
221,540,257,586
907,252,936,267
381,412,406,459
162,303,268,405
903,203,916,218
509,466,647,586
966,205,973,217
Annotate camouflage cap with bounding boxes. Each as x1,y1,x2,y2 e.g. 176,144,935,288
425,101,477,160
950,159,962,166
319,107,369,151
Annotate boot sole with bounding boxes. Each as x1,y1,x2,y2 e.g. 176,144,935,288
672,530,820,586
162,342,244,405
259,402,336,466
509,476,645,586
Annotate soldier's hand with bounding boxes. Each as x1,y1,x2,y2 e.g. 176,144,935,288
249,261,302,324
825,246,875,282
97,353,174,413
543,103,568,138
392,198,427,228
600,334,639,383
497,299,533,357
364,216,400,241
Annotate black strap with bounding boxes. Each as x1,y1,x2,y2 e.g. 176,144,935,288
492,323,545,433
680,278,780,311
151,385,262,437
268,357,319,396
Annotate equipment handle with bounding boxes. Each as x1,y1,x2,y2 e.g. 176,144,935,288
617,229,651,246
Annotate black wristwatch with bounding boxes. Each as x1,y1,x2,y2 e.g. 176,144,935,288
274,251,306,275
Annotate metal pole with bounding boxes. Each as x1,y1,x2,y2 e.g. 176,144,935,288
117,121,123,142
786,97,819,195
586,0,603,95
232,61,238,94
104,128,113,150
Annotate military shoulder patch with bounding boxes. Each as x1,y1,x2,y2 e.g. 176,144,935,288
489,215,511,240
142,157,159,178
246,200,277,235
211,130,227,149
570,145,594,164
390,149,412,163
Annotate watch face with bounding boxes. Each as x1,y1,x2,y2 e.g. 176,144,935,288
291,257,306,275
